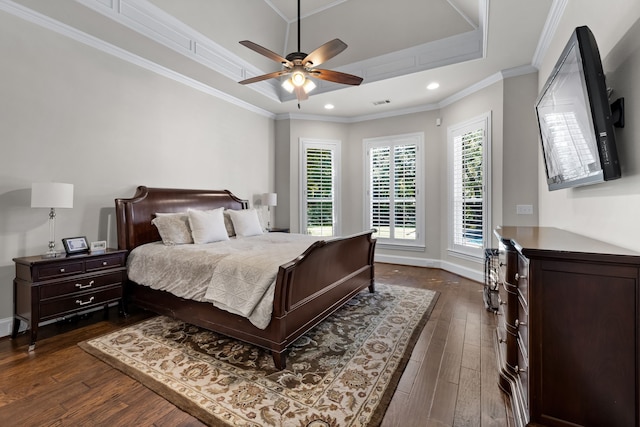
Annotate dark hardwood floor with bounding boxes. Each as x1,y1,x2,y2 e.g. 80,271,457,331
0,263,512,426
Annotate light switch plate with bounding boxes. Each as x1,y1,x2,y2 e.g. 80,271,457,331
516,204,534,215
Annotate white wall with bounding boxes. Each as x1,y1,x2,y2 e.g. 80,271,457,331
503,73,540,227
0,11,275,325
536,0,640,251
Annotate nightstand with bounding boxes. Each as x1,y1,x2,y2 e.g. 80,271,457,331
12,249,127,350
267,227,290,233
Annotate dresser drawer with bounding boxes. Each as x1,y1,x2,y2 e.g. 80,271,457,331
39,286,122,320
516,254,529,309
39,271,125,300
36,260,85,281
86,254,125,272
516,335,529,408
516,302,528,355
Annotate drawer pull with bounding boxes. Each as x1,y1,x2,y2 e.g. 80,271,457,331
515,273,527,281
102,261,108,266
75,296,95,306
515,319,527,327
499,338,507,344
514,365,526,374
60,268,66,273
75,280,95,290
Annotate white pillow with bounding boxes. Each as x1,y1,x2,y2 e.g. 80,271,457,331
187,208,229,244
227,209,264,237
152,213,193,245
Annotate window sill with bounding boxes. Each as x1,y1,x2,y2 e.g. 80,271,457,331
377,242,425,252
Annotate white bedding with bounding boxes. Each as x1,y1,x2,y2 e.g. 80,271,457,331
126,233,323,329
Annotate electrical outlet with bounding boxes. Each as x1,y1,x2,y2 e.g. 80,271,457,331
516,204,534,215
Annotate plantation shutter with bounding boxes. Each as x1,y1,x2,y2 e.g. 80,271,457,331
370,146,391,238
450,123,487,255
303,145,336,236
366,134,423,247
452,128,484,248
393,144,417,240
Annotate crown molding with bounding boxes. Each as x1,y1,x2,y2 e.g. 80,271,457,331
501,64,538,79
78,0,484,102
531,0,568,69
0,0,276,118
279,64,537,123
76,0,282,102
2,0,544,124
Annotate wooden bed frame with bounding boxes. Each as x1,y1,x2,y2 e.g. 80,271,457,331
115,186,376,369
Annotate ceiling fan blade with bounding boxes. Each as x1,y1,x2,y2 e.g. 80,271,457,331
294,86,309,101
303,39,347,68
311,69,363,86
240,40,291,66
239,70,289,85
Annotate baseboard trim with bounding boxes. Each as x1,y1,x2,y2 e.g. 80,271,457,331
0,316,24,338
374,253,484,283
0,303,119,338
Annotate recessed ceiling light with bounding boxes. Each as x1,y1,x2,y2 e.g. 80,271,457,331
324,104,335,110
427,82,440,90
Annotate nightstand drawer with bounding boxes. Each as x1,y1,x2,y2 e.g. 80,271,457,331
39,286,122,320
40,271,125,300
86,255,125,272
37,260,85,280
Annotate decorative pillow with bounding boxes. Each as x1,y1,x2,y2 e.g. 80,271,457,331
187,208,229,244
227,208,264,237
151,213,193,245
223,210,236,237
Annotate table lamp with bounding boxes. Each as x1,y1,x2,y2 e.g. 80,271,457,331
262,193,277,230
31,182,74,258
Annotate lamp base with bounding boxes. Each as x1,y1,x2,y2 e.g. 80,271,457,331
41,250,62,259
41,239,62,258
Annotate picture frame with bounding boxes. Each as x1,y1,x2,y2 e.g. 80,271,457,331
90,240,107,254
62,236,89,254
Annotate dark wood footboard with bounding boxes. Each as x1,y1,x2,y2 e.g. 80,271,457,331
116,186,376,369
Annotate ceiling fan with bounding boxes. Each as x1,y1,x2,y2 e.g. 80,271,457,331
238,0,363,103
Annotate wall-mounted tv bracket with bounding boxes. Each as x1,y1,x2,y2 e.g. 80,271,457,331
611,97,625,128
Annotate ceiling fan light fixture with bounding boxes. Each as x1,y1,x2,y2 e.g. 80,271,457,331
291,71,306,87
303,78,316,94
281,78,295,93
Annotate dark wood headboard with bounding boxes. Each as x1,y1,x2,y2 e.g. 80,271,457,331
115,186,248,251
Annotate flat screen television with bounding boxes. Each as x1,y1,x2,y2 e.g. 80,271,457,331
535,25,621,191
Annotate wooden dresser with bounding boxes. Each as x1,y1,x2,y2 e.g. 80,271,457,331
494,226,640,427
12,249,127,350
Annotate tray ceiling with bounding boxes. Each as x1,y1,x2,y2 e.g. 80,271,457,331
4,0,554,118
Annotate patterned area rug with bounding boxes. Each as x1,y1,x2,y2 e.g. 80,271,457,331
79,284,438,426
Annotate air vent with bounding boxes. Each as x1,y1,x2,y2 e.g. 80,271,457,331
373,99,391,106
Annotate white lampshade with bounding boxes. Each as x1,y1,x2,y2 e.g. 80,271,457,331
31,182,74,208
262,193,277,207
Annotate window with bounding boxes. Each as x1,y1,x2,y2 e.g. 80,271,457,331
447,112,491,259
300,139,340,236
364,133,424,248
